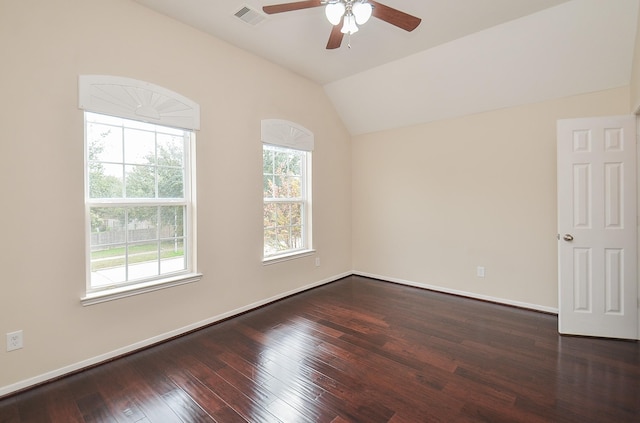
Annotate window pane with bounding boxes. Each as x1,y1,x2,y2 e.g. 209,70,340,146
272,175,285,198
274,151,288,175
90,207,126,244
158,167,184,198
264,202,277,228
157,132,185,198
277,227,291,251
290,203,302,226
276,203,291,225
87,122,123,163
90,207,127,284
263,149,274,173
160,206,184,238
89,163,123,198
263,175,274,198
291,228,302,249
91,243,127,287
124,128,155,165
125,164,155,198
127,242,159,280
264,229,278,256
89,204,188,286
263,201,304,255
157,133,184,166
284,175,301,198
91,243,126,272
128,206,158,242
287,153,301,175
160,239,186,274
262,147,305,199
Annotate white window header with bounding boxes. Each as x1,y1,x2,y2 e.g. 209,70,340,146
261,119,314,151
79,75,200,130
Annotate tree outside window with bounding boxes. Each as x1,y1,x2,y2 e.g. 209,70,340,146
86,112,191,289
263,145,308,257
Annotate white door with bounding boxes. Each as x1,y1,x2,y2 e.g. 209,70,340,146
557,115,638,339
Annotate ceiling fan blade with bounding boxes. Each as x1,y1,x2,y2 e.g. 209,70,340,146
263,0,323,14
369,1,421,32
326,24,344,49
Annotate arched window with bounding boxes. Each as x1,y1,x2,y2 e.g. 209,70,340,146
261,119,314,261
79,75,201,304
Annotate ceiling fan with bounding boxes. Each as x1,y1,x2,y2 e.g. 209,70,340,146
262,0,421,49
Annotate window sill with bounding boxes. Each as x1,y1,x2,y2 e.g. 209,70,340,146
263,249,315,265
81,273,203,306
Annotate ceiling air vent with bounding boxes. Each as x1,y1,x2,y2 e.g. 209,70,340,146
234,6,266,26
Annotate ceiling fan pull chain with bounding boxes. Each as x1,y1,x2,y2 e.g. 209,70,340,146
347,32,352,49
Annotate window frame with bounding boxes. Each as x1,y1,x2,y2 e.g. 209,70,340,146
263,144,313,262
79,75,201,305
261,119,315,265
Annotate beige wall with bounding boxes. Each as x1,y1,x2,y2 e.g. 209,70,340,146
0,0,352,391
352,87,631,310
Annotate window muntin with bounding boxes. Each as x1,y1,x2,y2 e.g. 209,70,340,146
86,112,193,292
263,145,310,258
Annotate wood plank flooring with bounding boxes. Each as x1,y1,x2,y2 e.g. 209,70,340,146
1,275,639,422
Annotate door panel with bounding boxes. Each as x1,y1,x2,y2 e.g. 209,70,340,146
572,247,591,312
573,164,591,228
604,248,622,313
557,115,637,339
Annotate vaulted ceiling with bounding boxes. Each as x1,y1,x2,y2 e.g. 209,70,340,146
134,0,639,135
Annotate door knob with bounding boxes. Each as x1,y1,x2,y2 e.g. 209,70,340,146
563,234,574,242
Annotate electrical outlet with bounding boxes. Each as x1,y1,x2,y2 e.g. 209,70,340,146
476,266,485,278
315,257,321,267
6,330,23,352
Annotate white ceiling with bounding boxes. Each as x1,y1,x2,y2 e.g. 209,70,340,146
134,0,639,135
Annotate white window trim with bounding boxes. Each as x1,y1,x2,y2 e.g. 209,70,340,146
261,119,314,151
262,249,316,265
79,75,201,305
79,75,200,130
80,273,203,306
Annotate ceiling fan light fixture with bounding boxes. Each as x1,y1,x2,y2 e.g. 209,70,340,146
262,0,421,50
352,1,372,25
325,2,345,25
341,13,358,34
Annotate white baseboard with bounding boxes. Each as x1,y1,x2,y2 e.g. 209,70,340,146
353,271,559,315
0,271,351,398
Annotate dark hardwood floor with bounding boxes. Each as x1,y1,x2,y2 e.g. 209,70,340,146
1,275,639,422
